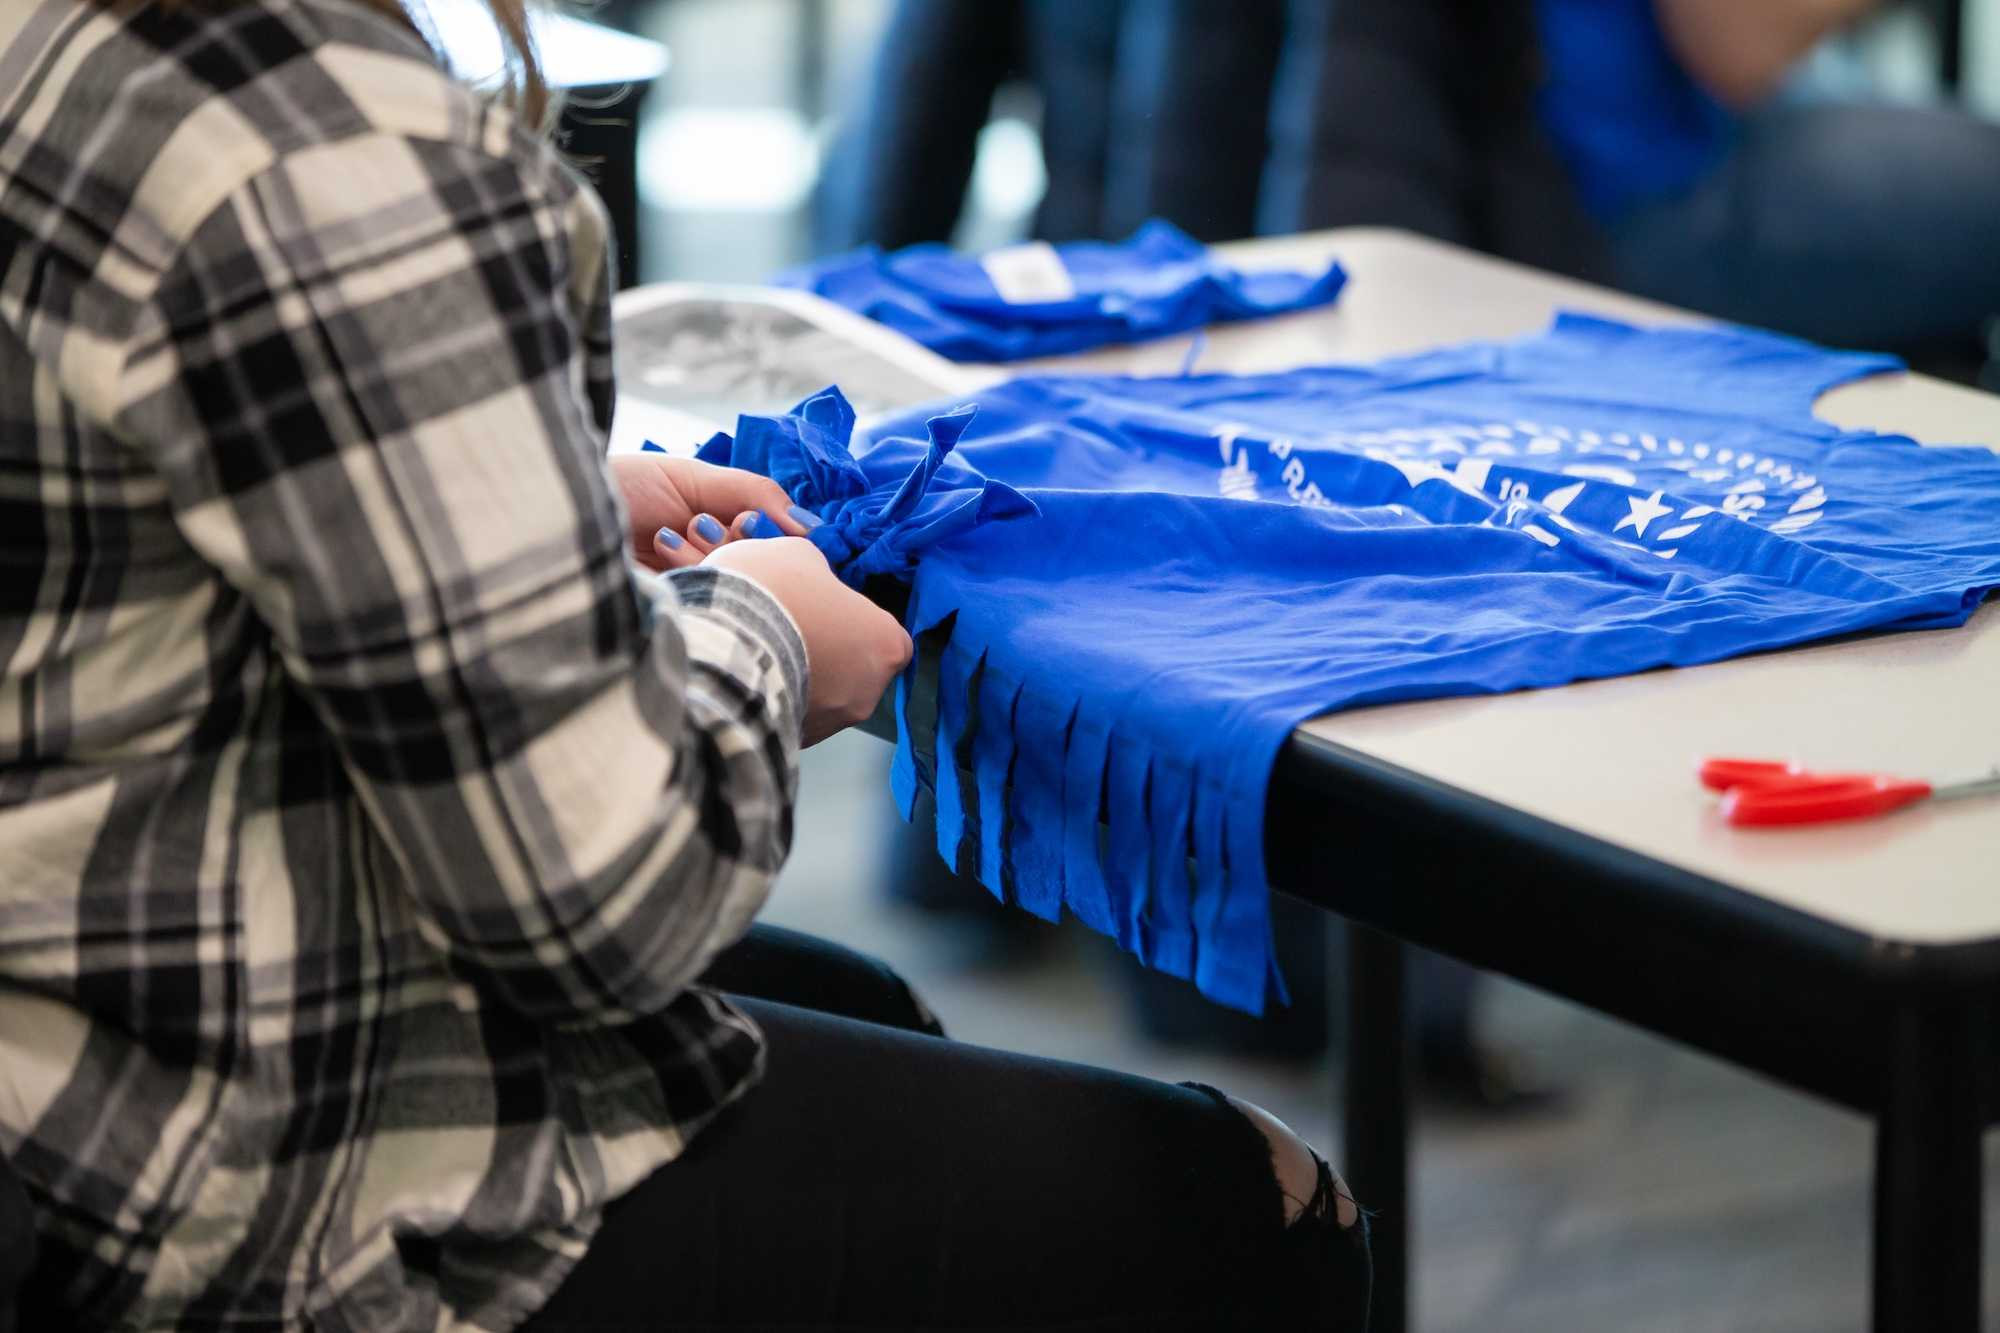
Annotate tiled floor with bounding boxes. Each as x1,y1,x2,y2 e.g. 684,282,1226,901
766,733,2000,1332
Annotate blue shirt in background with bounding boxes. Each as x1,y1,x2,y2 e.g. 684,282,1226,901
775,221,1347,362
1534,0,1736,220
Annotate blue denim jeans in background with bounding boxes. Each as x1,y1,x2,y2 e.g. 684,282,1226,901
1610,100,2000,354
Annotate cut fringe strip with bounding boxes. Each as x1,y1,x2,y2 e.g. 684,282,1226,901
894,590,1282,1013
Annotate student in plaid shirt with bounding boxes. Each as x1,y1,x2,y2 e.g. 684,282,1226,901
0,2,1369,1330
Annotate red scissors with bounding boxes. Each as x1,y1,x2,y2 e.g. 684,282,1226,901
1699,757,2000,828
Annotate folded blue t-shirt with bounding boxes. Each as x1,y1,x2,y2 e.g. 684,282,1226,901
774,220,1347,362
699,315,2000,1014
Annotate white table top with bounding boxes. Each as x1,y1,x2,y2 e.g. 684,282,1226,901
1007,228,2000,949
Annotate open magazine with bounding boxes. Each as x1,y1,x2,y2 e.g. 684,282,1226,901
608,283,998,455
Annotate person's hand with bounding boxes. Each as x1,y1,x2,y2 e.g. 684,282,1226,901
701,538,912,745
609,454,821,571
1655,0,1877,106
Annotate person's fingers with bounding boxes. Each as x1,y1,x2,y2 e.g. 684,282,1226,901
728,510,785,542
652,524,703,570
608,454,689,547
674,462,803,535
875,604,915,670
744,505,817,538
684,512,729,555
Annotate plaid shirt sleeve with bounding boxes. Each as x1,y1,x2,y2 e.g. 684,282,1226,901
109,126,808,1027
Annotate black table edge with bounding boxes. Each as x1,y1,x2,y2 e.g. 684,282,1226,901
1273,728,2000,988
862,615,2000,1116
1268,728,2000,1117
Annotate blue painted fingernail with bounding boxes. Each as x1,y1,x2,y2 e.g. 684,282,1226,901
741,511,772,539
655,526,683,550
694,514,725,543
787,503,824,530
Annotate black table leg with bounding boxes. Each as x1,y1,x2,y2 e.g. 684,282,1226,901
1872,990,1983,1332
1344,925,1411,1333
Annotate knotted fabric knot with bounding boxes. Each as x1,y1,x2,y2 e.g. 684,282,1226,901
697,386,1038,587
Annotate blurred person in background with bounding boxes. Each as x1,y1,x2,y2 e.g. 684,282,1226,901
823,0,1999,368
1272,0,2000,370
1540,0,2000,366
815,0,1126,248
816,0,1297,250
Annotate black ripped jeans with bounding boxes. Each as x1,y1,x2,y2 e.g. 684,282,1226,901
524,924,1371,1331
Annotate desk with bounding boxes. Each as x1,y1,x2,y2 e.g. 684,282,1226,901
613,227,2000,1331
1005,228,2000,1333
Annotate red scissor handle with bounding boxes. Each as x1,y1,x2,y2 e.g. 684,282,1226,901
1698,758,1808,792
1700,757,1933,827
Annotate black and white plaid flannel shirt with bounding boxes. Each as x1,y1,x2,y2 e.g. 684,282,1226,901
0,2,809,1328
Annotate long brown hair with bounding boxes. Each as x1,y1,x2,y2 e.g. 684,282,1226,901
94,0,552,130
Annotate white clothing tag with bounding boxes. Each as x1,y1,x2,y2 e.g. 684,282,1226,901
979,241,1077,304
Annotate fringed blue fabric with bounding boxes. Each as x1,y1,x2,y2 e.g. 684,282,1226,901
931,641,979,871
1143,757,1197,982
971,661,1023,902
1059,703,1114,938
1103,742,1153,958
693,314,2000,1014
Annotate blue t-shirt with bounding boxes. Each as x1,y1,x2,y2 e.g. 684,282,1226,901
698,315,2000,1014
774,220,1347,362
1534,0,1735,220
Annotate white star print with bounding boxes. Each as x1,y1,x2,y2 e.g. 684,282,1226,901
1540,481,1586,514
1614,489,1674,538
1450,457,1494,493
1370,451,1452,489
